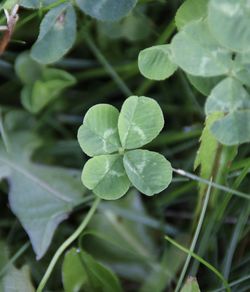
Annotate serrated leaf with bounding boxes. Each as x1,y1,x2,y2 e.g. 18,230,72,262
175,0,208,30
208,0,250,52
82,154,130,200
62,248,122,292
76,0,137,21
205,77,250,115
118,96,164,149
0,132,84,259
211,110,250,145
77,104,121,157
171,20,232,77
31,3,76,64
123,150,172,196
138,45,177,80
180,277,200,292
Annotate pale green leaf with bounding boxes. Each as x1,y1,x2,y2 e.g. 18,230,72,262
205,77,250,115
123,150,172,196
62,248,122,292
20,68,76,113
208,0,250,52
0,132,84,259
31,3,76,64
171,20,232,77
175,0,208,30
138,45,177,80
77,104,121,157
211,110,250,145
187,74,222,96
180,277,200,292
3,266,35,292
15,51,43,85
118,96,164,149
19,0,40,9
76,0,137,21
82,154,130,200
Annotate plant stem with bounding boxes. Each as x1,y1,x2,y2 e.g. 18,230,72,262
174,179,212,292
36,197,101,292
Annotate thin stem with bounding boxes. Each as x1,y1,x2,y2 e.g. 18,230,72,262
174,179,212,292
83,31,133,97
173,168,250,200
36,197,101,292
164,235,230,292
212,274,250,292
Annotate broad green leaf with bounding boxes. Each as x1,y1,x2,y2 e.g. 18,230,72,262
19,0,40,8
211,111,250,145
180,277,200,292
123,150,172,196
82,154,130,200
63,248,122,292
0,132,84,259
138,45,177,80
77,104,121,157
118,96,164,149
15,51,43,85
31,3,76,64
171,20,232,77
175,0,208,30
208,0,250,52
76,0,137,21
3,266,35,292
187,74,222,96
81,191,158,281
205,77,250,115
20,68,76,113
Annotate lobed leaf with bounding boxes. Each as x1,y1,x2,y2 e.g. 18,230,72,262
138,45,177,81
118,96,164,149
82,154,130,200
76,0,137,21
31,3,76,64
77,104,121,157
171,20,232,77
208,0,250,52
123,150,172,196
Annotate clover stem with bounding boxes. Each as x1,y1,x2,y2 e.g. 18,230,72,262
36,197,101,292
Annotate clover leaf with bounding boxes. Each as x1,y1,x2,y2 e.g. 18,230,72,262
77,96,172,200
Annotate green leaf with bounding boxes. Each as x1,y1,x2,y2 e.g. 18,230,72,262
138,45,177,80
31,3,76,64
77,104,121,157
3,266,35,292
82,154,130,200
0,132,84,259
123,150,172,196
118,96,164,149
211,110,250,145
62,248,122,292
19,0,40,9
205,77,250,115
175,0,208,30
171,20,232,77
180,277,200,292
208,0,250,52
20,68,76,113
15,51,43,85
186,74,222,96
76,0,137,21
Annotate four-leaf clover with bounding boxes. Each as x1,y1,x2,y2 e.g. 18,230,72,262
77,96,172,200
